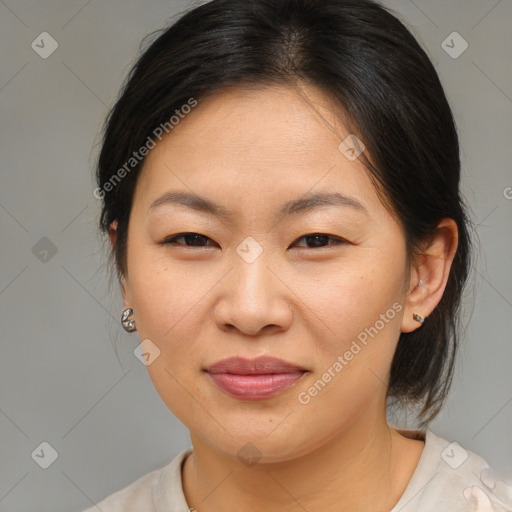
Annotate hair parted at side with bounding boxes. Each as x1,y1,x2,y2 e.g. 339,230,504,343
96,0,472,424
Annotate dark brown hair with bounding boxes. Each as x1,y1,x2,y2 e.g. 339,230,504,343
96,0,472,424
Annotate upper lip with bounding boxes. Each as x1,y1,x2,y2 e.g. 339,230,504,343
205,356,307,375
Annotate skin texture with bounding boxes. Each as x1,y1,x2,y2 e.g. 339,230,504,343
110,83,458,512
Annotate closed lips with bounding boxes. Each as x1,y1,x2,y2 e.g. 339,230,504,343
204,356,309,400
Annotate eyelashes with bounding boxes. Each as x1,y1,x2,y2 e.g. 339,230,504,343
161,232,350,249
162,232,215,247
293,233,349,248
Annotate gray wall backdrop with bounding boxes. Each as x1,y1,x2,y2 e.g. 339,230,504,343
1,0,511,510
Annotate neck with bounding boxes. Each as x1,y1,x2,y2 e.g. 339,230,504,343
181,409,425,512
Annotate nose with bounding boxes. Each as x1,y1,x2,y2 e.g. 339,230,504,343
212,247,294,337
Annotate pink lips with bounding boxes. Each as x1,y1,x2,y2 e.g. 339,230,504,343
204,356,307,400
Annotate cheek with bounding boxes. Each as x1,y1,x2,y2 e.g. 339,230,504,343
294,282,404,438
299,252,407,408
127,244,215,339
125,253,207,400
298,251,406,345
128,267,208,425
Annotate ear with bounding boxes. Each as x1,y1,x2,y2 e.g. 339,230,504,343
401,218,458,333
108,220,131,308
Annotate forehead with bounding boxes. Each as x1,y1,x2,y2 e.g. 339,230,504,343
163,83,348,153
133,84,389,221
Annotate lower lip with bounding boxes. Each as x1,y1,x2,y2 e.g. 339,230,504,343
206,371,306,400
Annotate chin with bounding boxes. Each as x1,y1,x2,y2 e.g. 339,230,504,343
193,425,320,466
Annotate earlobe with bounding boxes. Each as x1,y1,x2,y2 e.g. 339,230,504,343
401,218,459,333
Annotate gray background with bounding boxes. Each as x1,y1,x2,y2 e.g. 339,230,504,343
0,0,511,510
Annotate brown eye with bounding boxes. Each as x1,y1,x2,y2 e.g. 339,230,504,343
292,233,348,248
162,233,216,247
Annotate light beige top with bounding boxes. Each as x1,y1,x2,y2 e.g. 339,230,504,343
81,429,510,511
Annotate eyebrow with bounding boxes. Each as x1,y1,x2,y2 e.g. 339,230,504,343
148,190,368,219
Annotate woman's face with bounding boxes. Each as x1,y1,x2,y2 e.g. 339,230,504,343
121,84,413,462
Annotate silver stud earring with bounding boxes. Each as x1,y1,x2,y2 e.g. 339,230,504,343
412,313,425,324
121,308,137,332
